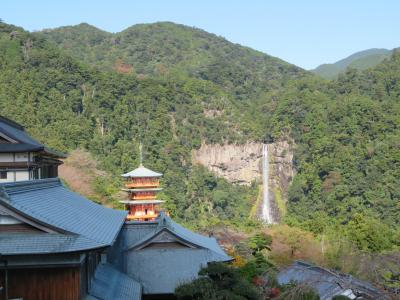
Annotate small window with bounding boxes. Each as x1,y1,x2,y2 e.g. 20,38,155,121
0,171,7,179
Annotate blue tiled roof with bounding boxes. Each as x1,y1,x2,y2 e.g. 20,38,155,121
88,263,141,300
126,247,223,294
0,178,127,254
109,213,231,295
0,116,66,157
0,233,102,255
125,212,231,261
0,116,42,148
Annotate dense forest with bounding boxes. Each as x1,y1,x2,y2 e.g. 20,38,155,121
37,22,305,100
0,21,262,229
1,20,399,295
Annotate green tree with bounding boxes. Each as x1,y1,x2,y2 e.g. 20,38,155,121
175,263,260,300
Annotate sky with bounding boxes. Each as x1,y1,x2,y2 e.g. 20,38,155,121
1,0,399,69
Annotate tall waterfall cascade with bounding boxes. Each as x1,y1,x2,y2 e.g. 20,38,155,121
261,144,275,224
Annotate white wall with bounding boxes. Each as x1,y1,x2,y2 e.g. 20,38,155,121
0,152,31,182
0,152,30,162
15,152,29,162
15,170,29,181
0,170,14,183
0,153,14,162
0,170,30,183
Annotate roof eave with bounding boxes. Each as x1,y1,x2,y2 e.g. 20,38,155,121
43,147,68,158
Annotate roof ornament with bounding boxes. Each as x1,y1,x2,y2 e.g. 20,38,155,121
139,142,143,167
157,211,168,228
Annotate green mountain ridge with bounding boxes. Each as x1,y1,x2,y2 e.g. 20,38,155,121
36,22,306,99
312,48,393,79
1,20,399,262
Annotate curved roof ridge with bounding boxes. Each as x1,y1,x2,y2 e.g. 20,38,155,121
0,179,127,247
125,212,231,261
0,178,62,195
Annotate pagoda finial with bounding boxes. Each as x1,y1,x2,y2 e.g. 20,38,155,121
139,142,143,167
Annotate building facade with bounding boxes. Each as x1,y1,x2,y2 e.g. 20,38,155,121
0,116,65,183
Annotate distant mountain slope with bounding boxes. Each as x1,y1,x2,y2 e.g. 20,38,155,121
37,22,306,99
312,48,392,79
0,21,258,227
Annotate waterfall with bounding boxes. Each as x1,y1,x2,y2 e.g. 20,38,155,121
261,144,274,224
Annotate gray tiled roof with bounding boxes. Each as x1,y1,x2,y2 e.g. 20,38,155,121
277,261,388,300
121,166,162,178
0,179,127,254
0,116,65,157
88,263,141,300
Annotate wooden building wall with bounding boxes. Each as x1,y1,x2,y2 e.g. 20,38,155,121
0,223,43,233
0,267,80,300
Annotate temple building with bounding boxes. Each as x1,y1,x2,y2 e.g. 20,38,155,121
0,116,66,183
109,211,231,298
0,179,138,300
120,165,164,221
0,116,231,300
0,178,230,300
112,163,231,298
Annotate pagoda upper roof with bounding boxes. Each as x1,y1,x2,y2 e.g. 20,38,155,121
121,165,162,178
120,199,164,205
121,188,162,192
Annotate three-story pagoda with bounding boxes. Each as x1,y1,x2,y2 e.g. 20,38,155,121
120,164,164,221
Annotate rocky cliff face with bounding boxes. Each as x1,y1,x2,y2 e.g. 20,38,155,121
192,140,295,220
268,140,295,198
267,140,295,221
192,142,263,185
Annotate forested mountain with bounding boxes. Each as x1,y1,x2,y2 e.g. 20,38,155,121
36,22,306,99
0,21,257,227
312,48,393,79
1,20,400,261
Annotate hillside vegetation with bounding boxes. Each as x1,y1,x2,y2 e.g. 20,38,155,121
0,21,259,229
1,20,399,262
37,22,306,100
312,48,392,79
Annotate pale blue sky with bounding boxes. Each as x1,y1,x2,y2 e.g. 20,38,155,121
2,0,399,69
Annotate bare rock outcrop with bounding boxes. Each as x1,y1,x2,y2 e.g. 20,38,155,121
269,140,295,197
192,140,295,221
192,142,263,185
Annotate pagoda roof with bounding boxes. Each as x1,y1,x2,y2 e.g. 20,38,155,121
122,188,162,192
121,165,162,178
120,200,164,205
